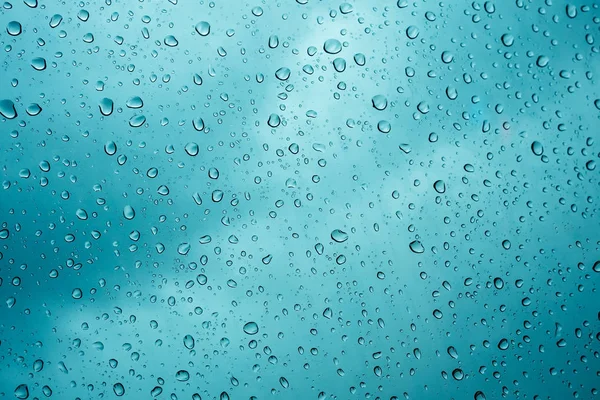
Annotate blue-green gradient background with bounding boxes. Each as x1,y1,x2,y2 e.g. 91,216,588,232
1,0,599,399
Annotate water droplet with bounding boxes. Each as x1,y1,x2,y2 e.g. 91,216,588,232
531,141,543,156
126,96,143,109
452,368,464,380
72,288,83,299
275,67,291,81
536,55,549,68
199,235,212,244
177,242,190,255
0,99,17,119
99,98,114,116
406,25,419,39
468,391,487,400
493,277,504,289
75,209,88,220
333,57,346,72
185,142,199,156
104,141,117,155
243,321,259,335
113,383,125,396
25,103,41,116
500,33,514,47
566,4,577,18
323,39,342,54
372,95,387,110
14,384,29,399
502,239,511,250
192,117,205,131
176,370,190,381
251,6,263,16
447,346,458,359
123,205,135,220
49,14,63,28
129,114,146,127
441,51,454,64
267,113,281,127
279,376,290,388
377,120,391,133
164,35,178,47
433,180,446,194
6,21,22,36
195,21,211,36
353,53,365,66
183,334,195,349
31,57,46,71
498,338,509,350
331,229,348,243
339,3,353,13
409,240,424,254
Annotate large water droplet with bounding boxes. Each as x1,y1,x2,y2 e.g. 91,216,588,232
123,205,135,220
164,35,178,47
6,21,22,36
371,95,387,111
331,229,348,243
531,141,543,156
406,25,419,39
433,180,446,194
195,21,210,36
323,39,342,54
0,99,17,119
275,67,291,81
536,55,549,68
14,384,29,399
99,98,114,116
31,57,47,71
243,321,259,335
104,141,117,156
183,334,195,349
126,96,143,109
409,240,424,254
113,383,125,396
176,370,190,382
501,33,514,47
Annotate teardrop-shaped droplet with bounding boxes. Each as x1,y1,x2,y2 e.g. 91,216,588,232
104,141,117,155
123,205,135,220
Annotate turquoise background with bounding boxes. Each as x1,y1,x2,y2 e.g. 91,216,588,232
1,0,599,399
